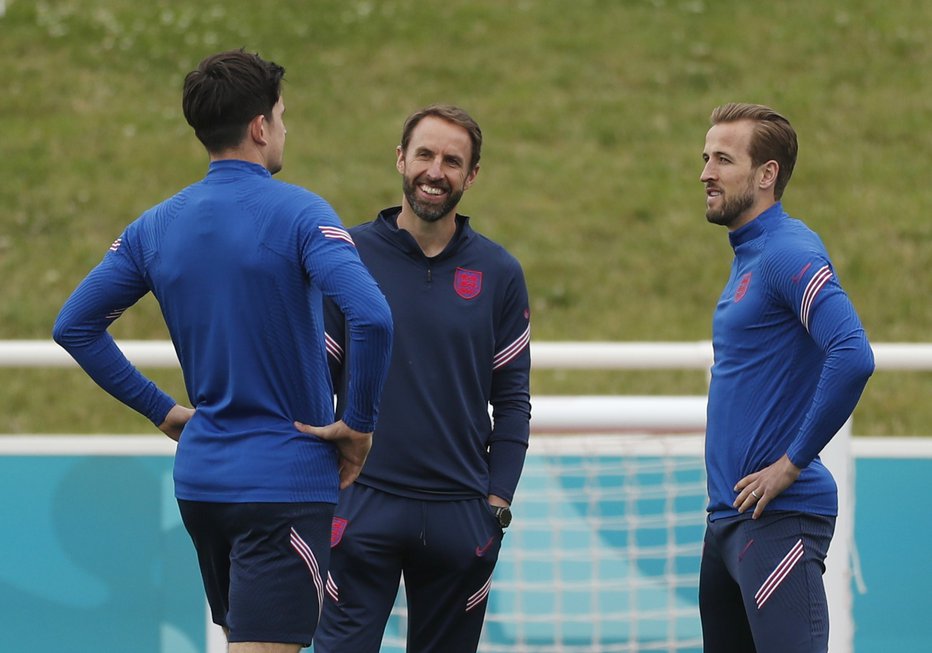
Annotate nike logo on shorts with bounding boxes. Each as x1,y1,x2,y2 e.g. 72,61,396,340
475,536,494,557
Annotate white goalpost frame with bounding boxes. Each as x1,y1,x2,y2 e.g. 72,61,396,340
526,397,854,653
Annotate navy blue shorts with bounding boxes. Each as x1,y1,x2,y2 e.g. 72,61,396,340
699,510,835,653
177,500,334,646
314,484,505,653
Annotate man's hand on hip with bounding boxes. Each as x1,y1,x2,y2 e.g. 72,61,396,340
294,420,373,489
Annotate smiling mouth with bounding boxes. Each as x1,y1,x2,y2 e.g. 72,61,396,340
419,183,446,196
706,190,724,207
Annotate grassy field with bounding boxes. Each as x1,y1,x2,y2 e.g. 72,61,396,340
1,0,929,435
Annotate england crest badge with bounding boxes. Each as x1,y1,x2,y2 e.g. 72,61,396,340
454,267,483,300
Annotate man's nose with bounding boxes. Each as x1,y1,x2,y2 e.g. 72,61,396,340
426,157,444,178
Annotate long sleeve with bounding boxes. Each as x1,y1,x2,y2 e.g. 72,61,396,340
300,220,393,434
783,277,874,467
52,234,177,426
487,261,532,502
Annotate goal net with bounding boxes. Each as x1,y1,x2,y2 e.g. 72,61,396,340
378,403,854,653
382,432,707,653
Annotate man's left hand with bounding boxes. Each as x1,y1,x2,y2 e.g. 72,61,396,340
733,454,801,519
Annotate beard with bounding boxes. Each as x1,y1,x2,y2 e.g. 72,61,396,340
706,179,755,228
402,174,464,223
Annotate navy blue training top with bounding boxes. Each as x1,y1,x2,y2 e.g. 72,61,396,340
53,160,393,503
706,202,874,520
325,207,532,503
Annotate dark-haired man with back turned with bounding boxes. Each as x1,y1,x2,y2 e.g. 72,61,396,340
53,49,393,652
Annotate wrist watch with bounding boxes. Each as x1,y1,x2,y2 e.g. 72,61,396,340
490,505,512,529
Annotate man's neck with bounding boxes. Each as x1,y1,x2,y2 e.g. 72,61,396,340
729,198,778,232
396,207,457,258
209,144,264,168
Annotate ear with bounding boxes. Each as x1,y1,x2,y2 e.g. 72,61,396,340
249,114,268,146
463,165,480,191
395,145,405,174
759,160,778,191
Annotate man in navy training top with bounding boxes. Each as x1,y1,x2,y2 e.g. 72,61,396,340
314,104,532,653
53,49,393,653
698,102,874,653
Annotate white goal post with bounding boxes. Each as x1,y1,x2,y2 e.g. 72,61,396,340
2,339,930,370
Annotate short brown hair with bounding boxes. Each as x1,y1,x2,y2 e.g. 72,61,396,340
710,103,798,200
400,104,482,170
183,49,285,153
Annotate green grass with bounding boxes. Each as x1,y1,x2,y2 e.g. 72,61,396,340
1,0,930,435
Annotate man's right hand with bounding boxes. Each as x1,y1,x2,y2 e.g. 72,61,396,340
294,420,373,489
158,404,195,442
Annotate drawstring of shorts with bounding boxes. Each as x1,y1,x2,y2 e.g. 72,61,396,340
418,501,428,546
